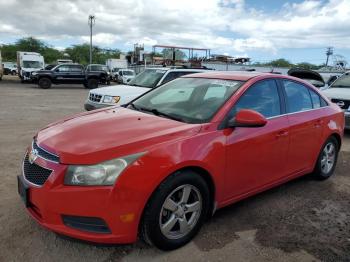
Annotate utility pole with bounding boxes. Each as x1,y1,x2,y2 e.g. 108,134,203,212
88,15,96,65
325,47,333,67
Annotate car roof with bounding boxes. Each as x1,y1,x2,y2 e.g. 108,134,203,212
182,71,270,81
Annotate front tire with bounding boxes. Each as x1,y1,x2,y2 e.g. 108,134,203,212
38,77,52,89
141,171,210,250
313,136,339,180
87,78,98,89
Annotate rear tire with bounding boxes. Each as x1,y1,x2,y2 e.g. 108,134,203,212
313,136,339,180
141,170,210,250
87,78,98,89
38,77,52,89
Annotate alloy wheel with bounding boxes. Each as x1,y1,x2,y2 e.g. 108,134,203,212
321,142,336,174
159,184,202,240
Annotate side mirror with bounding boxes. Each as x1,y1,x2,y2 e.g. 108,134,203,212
228,109,267,128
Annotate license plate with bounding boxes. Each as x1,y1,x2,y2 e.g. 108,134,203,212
17,176,30,207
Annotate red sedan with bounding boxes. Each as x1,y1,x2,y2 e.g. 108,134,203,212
18,72,344,250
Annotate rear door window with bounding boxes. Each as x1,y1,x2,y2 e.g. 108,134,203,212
283,80,313,113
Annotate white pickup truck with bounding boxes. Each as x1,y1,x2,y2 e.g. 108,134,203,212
84,67,208,111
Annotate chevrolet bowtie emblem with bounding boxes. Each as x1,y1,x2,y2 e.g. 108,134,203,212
28,148,39,164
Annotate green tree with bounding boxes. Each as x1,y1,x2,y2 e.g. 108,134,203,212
0,37,63,63
268,58,294,68
65,44,121,65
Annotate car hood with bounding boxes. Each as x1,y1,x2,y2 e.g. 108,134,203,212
35,70,52,74
321,88,350,100
36,107,201,165
288,68,325,85
91,84,150,96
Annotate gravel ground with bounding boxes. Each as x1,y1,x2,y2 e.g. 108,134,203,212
0,75,349,262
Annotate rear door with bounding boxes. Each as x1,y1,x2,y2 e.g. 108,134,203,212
280,79,325,174
69,65,85,83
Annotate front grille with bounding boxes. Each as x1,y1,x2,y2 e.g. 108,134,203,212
331,98,350,110
33,141,59,162
23,154,52,186
89,93,102,102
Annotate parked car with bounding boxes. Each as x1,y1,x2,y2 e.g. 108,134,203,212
115,69,135,84
18,72,344,250
3,62,18,75
86,64,112,85
322,71,350,129
31,63,110,89
84,68,208,110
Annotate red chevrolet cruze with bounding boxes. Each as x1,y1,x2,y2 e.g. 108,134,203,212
18,72,344,250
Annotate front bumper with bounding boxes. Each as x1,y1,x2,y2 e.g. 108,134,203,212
84,100,111,111
18,150,141,244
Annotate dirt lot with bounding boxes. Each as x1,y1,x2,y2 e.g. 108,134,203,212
0,75,349,262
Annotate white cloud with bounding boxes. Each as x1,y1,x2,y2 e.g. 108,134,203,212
0,0,349,56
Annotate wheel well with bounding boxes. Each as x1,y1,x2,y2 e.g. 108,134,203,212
178,166,215,215
330,133,342,151
39,76,51,80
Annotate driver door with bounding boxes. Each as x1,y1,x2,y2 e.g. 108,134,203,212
224,79,290,199
54,65,70,83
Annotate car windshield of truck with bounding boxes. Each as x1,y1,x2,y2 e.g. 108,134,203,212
331,73,350,88
22,61,42,68
130,78,243,123
128,69,166,88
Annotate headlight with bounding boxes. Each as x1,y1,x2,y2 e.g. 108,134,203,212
32,72,38,76
103,95,120,104
64,152,145,186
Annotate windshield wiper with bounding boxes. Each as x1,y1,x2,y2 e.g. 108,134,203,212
138,106,185,122
128,103,140,111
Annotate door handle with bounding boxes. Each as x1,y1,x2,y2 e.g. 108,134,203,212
276,130,288,138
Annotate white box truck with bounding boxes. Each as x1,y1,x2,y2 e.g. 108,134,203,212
0,51,3,81
106,58,128,71
17,51,45,82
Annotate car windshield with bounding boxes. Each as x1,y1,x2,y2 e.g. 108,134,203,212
130,78,244,124
331,73,350,88
22,61,42,68
123,71,134,76
128,69,167,88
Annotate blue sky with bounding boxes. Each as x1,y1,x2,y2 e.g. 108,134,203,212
0,0,349,65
